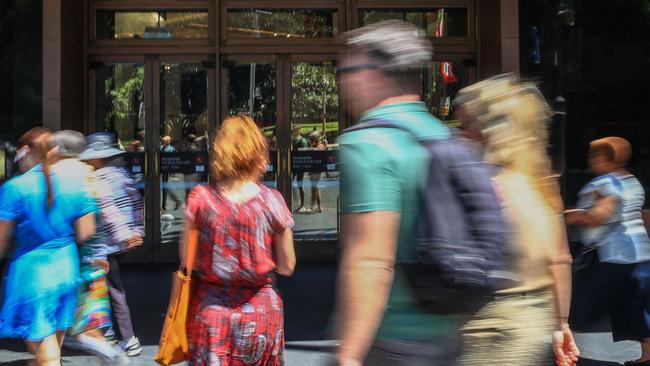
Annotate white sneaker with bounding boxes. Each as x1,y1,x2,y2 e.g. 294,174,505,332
118,337,142,357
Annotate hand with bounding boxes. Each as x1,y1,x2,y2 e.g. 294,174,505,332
92,259,109,273
337,357,363,366
553,325,580,366
564,209,586,225
126,235,143,249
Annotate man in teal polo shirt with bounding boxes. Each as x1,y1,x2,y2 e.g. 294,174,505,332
335,20,459,366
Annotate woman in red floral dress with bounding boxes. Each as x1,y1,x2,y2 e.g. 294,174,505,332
183,115,296,366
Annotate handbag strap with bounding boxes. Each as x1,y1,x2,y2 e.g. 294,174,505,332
184,227,199,275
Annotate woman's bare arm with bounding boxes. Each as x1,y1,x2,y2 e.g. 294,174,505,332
0,220,15,258
74,212,96,244
565,195,617,226
274,227,295,276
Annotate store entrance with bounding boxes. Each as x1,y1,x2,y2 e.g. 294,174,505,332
90,55,216,263
221,54,344,245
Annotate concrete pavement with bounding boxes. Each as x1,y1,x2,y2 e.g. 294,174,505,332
0,263,643,365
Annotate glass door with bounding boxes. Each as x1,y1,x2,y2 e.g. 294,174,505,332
288,59,340,242
92,56,214,263
155,60,212,262
222,55,342,245
93,61,151,262
222,58,280,189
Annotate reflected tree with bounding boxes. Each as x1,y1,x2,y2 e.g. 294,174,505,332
291,63,338,126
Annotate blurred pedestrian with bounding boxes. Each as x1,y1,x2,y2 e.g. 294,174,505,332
184,115,295,366
0,127,97,366
160,135,182,211
335,20,460,366
183,134,200,200
50,130,129,364
79,132,144,357
292,125,308,213
455,74,579,365
567,137,650,366
308,130,325,213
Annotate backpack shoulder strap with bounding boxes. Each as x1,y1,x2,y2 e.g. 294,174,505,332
342,119,407,134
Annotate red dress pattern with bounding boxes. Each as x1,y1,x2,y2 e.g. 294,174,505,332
186,184,294,366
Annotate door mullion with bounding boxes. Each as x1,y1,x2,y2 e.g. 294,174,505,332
149,57,163,262
278,56,293,207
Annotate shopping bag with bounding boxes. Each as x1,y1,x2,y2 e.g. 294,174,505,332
155,228,198,366
155,269,192,365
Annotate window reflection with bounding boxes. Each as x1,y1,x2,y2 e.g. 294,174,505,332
97,10,209,39
227,9,338,39
159,63,209,247
419,61,469,123
359,8,468,37
227,62,277,187
291,62,339,241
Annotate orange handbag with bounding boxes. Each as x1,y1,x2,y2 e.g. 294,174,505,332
155,228,198,366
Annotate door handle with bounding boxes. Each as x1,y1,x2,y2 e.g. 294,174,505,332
144,152,148,177
154,151,160,178
286,150,291,176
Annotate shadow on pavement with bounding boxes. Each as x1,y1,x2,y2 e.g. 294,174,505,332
578,357,622,365
284,343,337,353
0,361,29,366
0,339,25,353
122,262,338,346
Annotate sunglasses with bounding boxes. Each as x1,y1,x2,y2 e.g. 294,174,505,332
334,63,379,74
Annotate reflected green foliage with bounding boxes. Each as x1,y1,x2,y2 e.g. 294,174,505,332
227,9,337,38
105,66,144,122
291,63,338,125
103,65,144,144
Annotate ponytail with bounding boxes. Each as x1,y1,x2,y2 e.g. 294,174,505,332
17,127,54,209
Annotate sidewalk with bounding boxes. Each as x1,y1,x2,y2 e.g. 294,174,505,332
0,263,641,365
1,263,338,365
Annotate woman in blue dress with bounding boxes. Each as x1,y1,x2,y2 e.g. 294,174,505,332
0,127,96,366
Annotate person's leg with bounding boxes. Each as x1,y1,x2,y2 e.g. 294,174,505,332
365,332,460,366
294,172,305,210
167,174,182,208
298,187,305,208
26,334,62,366
459,292,555,366
161,174,169,210
569,261,617,329
612,262,650,363
309,173,322,211
106,255,135,341
315,187,322,211
55,331,65,348
74,331,124,362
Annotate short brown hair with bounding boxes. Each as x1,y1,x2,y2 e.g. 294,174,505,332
210,115,269,182
590,136,631,167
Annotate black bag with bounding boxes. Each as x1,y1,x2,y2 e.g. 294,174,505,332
572,245,599,273
345,121,514,315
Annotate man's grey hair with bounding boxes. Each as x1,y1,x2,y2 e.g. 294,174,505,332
50,130,87,158
345,20,432,72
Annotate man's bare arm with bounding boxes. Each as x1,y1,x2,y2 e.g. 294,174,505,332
336,211,400,365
